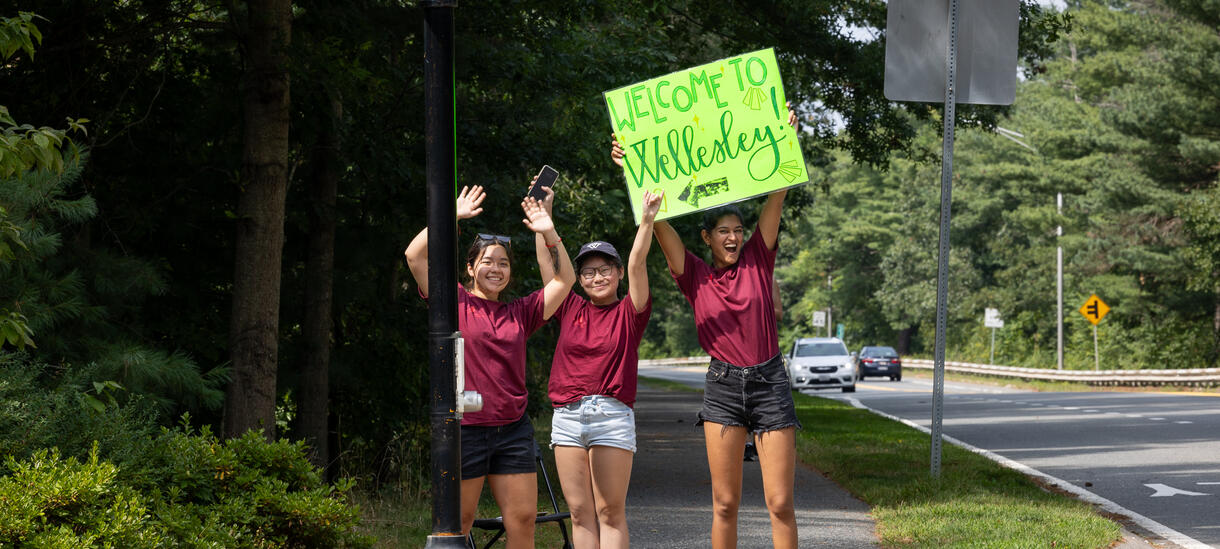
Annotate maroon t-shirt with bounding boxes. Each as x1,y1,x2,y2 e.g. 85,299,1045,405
673,227,779,367
450,285,546,426
549,292,652,408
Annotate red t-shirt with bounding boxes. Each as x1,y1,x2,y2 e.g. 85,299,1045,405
451,285,547,426
549,292,652,408
673,227,779,367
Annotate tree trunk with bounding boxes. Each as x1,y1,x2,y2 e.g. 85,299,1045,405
896,327,914,356
299,94,341,470
224,0,292,441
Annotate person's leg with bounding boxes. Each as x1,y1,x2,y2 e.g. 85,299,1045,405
460,476,486,535
554,445,599,549
488,472,538,549
588,445,634,549
755,427,797,549
705,422,748,549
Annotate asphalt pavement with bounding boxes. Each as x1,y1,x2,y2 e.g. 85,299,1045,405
626,384,878,548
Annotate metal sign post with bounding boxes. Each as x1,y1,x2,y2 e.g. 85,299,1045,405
1079,294,1110,372
984,308,1004,364
885,0,1018,477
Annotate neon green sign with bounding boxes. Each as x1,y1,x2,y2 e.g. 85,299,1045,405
605,48,807,223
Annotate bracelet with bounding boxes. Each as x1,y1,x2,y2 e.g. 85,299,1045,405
545,237,562,248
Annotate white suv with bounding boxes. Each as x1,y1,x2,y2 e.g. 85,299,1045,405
786,337,856,393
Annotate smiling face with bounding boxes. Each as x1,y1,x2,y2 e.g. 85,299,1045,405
701,213,746,268
466,244,511,300
577,254,622,306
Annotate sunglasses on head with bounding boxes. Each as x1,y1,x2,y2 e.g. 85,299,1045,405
476,233,512,247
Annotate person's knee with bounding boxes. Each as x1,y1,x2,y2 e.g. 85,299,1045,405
568,498,598,525
595,500,627,527
765,492,795,520
711,493,741,519
502,509,537,532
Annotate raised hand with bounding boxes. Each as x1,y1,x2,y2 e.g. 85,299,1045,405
456,185,486,220
610,134,625,168
526,175,556,216
641,189,663,223
787,100,799,131
521,197,556,235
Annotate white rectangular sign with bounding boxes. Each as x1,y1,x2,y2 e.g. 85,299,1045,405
812,311,827,328
984,308,1004,328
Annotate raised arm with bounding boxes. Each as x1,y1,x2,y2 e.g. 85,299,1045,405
612,135,686,276
403,185,485,298
522,196,575,320
757,103,800,251
627,190,663,313
532,181,559,285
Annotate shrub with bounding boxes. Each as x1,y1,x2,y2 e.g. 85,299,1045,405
0,445,169,548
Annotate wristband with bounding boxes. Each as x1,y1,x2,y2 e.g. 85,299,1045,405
545,237,562,248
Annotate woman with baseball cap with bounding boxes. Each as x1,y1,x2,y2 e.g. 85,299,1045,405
403,184,575,549
610,103,800,549
538,188,662,549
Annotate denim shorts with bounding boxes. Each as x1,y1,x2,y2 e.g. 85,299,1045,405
697,354,801,433
551,395,636,453
461,415,536,479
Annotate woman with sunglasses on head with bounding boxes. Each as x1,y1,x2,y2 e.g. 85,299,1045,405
403,184,576,549
535,187,662,549
610,103,800,549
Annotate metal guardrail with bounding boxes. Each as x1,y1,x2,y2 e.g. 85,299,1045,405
902,358,1220,387
640,356,1220,386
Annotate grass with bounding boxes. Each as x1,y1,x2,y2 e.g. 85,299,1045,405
903,367,1219,394
356,409,571,548
790,391,1121,548
638,375,703,393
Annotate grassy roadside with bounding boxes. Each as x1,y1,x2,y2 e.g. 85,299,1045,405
639,376,1122,548
792,391,1120,548
902,367,1220,394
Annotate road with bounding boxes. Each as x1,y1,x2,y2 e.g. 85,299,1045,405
639,364,1220,548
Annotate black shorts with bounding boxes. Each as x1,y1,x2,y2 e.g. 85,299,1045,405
461,415,536,479
697,354,801,433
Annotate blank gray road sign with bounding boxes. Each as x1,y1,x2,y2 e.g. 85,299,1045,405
884,0,1018,105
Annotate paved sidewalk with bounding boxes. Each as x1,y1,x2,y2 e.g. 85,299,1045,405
625,385,878,548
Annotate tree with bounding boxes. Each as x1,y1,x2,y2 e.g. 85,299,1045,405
224,0,293,440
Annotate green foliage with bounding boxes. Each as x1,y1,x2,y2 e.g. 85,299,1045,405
134,424,372,548
0,355,372,548
0,445,169,548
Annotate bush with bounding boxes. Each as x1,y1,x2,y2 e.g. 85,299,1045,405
0,445,169,548
0,354,374,548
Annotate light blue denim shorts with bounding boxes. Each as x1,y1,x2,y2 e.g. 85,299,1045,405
550,395,636,453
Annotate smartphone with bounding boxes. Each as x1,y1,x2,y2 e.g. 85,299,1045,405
526,165,560,202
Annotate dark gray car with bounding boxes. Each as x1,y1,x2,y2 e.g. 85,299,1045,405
856,346,902,381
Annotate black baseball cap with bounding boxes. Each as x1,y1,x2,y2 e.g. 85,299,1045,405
573,240,622,267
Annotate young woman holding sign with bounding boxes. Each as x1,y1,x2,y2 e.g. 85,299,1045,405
538,188,663,549
404,184,575,549
611,103,800,549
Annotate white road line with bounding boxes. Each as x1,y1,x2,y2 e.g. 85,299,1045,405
838,396,1213,549
1063,406,1080,410
1127,414,1143,418
1149,418,1167,421
1175,421,1194,424
1084,409,1100,412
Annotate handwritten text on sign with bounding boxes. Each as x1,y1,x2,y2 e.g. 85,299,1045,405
604,48,808,223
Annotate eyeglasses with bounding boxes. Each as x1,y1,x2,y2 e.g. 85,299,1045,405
476,233,512,247
578,265,616,280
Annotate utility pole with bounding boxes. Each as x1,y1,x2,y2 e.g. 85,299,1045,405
422,1,465,547
1056,192,1064,370
826,274,833,338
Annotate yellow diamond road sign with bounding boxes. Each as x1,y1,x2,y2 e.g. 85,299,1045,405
1079,294,1110,325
